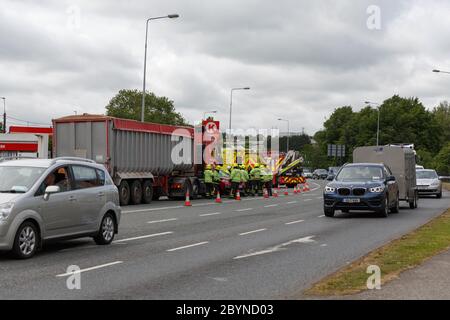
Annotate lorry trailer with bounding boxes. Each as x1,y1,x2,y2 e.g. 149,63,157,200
53,114,205,205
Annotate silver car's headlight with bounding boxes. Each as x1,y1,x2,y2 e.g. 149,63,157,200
430,181,440,187
325,186,336,193
0,202,14,221
370,186,385,193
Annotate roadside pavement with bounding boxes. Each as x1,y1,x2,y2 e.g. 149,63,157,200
344,248,450,300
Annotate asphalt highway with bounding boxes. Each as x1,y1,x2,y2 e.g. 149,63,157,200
0,180,449,300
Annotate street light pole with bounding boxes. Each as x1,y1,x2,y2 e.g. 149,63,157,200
141,14,179,122
1,97,5,133
278,118,290,151
365,101,381,146
229,87,250,130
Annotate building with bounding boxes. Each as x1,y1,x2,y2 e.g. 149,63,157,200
0,126,52,159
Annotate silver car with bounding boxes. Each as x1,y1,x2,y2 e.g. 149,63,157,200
416,169,443,198
0,157,121,259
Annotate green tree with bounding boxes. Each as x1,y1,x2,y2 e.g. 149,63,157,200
433,142,450,175
279,134,311,153
106,89,188,126
433,101,450,150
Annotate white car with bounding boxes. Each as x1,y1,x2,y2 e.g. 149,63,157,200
416,169,442,198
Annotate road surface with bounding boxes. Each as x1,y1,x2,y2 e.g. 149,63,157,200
0,180,449,299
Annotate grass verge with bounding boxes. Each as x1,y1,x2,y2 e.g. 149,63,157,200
305,207,450,296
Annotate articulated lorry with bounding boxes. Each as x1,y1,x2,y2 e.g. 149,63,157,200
53,114,208,205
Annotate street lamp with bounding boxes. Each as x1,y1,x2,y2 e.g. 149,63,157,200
0,97,5,133
203,110,217,120
229,87,250,130
141,14,179,122
433,69,450,74
278,118,290,151
365,101,381,146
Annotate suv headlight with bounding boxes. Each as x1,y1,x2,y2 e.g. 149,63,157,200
370,186,385,193
325,186,336,193
0,202,14,221
430,181,440,187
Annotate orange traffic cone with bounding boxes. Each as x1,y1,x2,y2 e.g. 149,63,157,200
284,186,289,196
297,184,302,194
273,187,279,198
215,191,222,204
305,182,310,191
184,190,192,206
293,185,297,194
263,188,269,199
236,189,241,201
303,184,308,192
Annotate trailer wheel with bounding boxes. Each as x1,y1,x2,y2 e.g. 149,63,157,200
130,180,143,205
142,180,153,204
119,180,130,206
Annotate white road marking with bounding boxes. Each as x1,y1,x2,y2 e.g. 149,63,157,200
233,236,316,260
239,228,267,236
56,261,123,277
321,244,328,247
167,241,209,252
199,212,222,217
123,206,183,214
287,201,298,204
236,208,254,212
285,220,304,225
316,197,323,200
304,199,313,202
318,215,326,218
264,204,279,208
113,231,173,243
147,218,177,224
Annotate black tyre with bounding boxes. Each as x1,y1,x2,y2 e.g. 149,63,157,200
379,196,389,218
390,194,400,213
94,213,116,245
142,180,154,204
324,207,335,217
12,221,39,259
130,180,143,205
409,191,418,209
119,180,130,206
437,192,442,199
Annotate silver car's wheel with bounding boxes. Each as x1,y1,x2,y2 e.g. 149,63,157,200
94,213,116,245
13,222,39,259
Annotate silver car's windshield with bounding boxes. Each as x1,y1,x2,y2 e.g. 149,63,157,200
336,166,383,182
0,166,46,193
416,170,438,179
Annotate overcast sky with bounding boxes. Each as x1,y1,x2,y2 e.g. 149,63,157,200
1,0,449,134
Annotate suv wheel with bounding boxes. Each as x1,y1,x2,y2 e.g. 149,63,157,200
324,207,335,217
130,180,143,205
13,221,39,259
94,213,116,245
390,194,400,213
379,196,389,218
437,191,442,199
119,180,130,206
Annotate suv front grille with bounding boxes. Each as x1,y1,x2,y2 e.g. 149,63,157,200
338,187,366,196
352,188,366,196
338,188,351,196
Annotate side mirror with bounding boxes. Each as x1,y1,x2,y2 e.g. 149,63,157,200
43,185,60,201
327,175,335,181
387,175,396,182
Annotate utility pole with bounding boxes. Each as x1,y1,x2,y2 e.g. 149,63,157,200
1,97,6,133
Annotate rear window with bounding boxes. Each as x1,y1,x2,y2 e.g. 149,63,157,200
72,166,100,189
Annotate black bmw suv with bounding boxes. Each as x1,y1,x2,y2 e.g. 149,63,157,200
323,163,400,218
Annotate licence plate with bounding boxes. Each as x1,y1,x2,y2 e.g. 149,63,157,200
343,198,360,203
